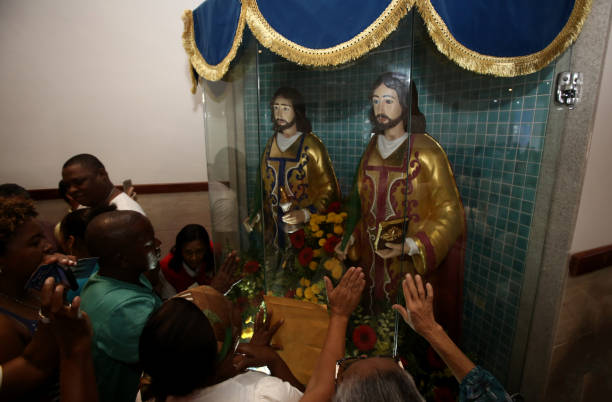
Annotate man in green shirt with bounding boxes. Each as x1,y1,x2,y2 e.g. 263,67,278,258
81,210,162,402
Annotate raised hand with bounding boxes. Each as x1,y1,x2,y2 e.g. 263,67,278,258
324,266,365,318
249,308,283,347
210,251,240,294
39,277,92,356
392,273,438,335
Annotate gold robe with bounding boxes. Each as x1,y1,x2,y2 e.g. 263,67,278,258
345,133,465,338
260,132,340,248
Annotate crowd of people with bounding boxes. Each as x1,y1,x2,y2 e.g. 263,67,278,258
0,153,514,401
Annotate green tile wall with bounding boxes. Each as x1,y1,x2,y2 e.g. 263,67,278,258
240,12,554,383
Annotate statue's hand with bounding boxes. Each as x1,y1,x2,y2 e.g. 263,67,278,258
281,210,305,225
334,234,354,261
375,242,406,259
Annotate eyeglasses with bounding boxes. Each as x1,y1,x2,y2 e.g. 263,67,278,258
335,355,404,384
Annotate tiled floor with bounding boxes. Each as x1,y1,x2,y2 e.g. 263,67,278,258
544,266,612,401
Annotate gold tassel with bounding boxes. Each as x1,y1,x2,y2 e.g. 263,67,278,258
415,0,593,77
181,6,247,84
244,0,412,66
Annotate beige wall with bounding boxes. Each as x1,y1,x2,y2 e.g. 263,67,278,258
0,0,207,189
571,20,612,253
36,192,211,258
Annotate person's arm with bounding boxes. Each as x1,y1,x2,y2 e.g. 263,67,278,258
392,274,474,382
300,266,365,402
392,274,514,401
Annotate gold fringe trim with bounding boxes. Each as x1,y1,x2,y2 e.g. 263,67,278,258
181,6,247,86
415,0,592,77
244,0,412,66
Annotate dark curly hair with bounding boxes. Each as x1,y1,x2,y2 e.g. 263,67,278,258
0,196,38,255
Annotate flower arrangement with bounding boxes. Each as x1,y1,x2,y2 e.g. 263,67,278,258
262,201,349,305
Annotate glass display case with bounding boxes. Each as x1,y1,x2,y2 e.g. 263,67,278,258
201,10,565,393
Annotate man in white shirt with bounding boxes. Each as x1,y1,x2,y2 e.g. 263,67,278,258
61,154,145,215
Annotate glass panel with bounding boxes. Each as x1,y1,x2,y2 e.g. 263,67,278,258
202,8,566,394
248,15,420,357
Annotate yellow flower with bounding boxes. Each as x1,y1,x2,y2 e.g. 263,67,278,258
304,287,314,299
313,248,322,257
311,214,325,225
326,212,336,222
241,327,254,339
323,258,339,271
311,284,320,294
315,230,324,238
309,223,320,232
296,287,303,297
334,225,344,235
309,261,318,271
340,212,348,219
304,279,311,286
331,265,343,280
318,238,326,247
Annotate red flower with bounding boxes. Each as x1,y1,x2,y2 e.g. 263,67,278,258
326,201,341,213
298,247,314,267
433,386,454,402
285,289,296,298
352,325,377,351
289,229,305,249
323,235,341,254
244,260,260,273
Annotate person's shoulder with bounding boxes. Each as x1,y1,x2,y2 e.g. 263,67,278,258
252,372,303,401
111,192,146,215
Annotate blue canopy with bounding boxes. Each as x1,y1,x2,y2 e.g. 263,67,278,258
182,0,592,82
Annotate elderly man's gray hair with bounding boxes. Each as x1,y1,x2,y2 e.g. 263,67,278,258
334,367,425,402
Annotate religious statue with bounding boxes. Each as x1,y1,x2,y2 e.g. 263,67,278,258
247,87,340,278
337,72,465,340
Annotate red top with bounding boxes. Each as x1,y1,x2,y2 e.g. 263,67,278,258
160,252,212,293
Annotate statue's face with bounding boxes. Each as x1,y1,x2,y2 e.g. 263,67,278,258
371,84,403,127
272,96,296,131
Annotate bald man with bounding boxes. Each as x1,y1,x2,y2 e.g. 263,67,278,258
80,210,161,402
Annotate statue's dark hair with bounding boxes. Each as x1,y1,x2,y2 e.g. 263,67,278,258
369,72,426,134
270,87,312,133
